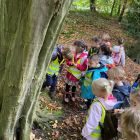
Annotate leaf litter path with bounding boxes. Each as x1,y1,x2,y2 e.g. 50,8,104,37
31,11,140,140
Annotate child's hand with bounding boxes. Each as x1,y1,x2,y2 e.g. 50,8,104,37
70,62,74,66
73,63,77,67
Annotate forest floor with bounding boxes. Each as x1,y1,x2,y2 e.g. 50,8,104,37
30,11,140,140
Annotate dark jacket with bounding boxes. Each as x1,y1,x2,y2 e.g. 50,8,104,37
112,83,131,108
51,45,63,63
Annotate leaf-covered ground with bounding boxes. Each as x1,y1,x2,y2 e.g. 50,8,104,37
30,11,140,140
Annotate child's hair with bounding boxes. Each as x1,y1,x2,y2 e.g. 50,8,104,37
89,54,99,62
62,47,73,60
130,89,140,103
100,44,112,57
92,78,113,97
74,40,87,50
107,66,126,81
118,37,124,45
121,108,140,140
92,36,101,43
102,33,111,41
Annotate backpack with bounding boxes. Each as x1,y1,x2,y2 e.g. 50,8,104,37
99,102,118,140
112,46,122,65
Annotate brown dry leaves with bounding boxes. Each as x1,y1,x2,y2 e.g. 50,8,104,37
39,96,62,111
31,11,140,140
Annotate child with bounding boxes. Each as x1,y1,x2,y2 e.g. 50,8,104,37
112,38,125,67
81,55,108,109
101,33,112,49
42,45,64,99
108,66,131,107
42,45,71,99
82,78,117,140
114,89,140,138
64,40,88,103
132,74,140,89
121,108,140,140
99,44,115,69
62,47,73,61
88,36,102,57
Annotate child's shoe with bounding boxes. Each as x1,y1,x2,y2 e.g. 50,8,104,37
64,94,70,103
71,93,76,102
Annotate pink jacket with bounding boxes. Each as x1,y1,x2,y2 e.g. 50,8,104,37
66,52,88,82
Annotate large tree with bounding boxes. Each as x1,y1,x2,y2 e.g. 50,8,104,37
124,0,140,36
0,0,72,140
110,0,116,16
118,0,128,22
90,0,96,11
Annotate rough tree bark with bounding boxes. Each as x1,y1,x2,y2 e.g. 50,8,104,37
0,0,72,140
110,0,116,16
118,0,128,22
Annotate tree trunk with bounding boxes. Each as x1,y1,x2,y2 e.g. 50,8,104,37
117,0,121,15
0,0,72,140
90,0,96,11
110,0,116,16
118,0,128,22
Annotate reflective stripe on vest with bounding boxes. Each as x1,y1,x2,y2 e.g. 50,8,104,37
84,72,93,86
86,99,106,138
47,57,60,76
67,59,82,79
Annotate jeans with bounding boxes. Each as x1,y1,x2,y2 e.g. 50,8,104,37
42,74,58,92
65,83,76,93
85,99,92,109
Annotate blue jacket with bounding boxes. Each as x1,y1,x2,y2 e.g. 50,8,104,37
112,83,131,107
80,64,108,99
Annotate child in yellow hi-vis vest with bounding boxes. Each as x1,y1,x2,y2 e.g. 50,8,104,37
82,78,117,140
42,45,71,99
64,40,88,103
80,55,108,109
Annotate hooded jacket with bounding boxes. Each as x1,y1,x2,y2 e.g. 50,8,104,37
81,64,108,99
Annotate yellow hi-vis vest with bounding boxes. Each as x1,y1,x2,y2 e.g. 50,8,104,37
84,72,93,86
87,99,106,139
47,57,64,76
67,59,82,80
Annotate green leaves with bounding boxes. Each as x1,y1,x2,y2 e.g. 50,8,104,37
72,0,90,9
123,0,140,37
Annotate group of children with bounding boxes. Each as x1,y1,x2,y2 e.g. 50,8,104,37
42,33,140,140
82,68,140,140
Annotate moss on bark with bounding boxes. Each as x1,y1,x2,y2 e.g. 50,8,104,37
0,0,72,139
